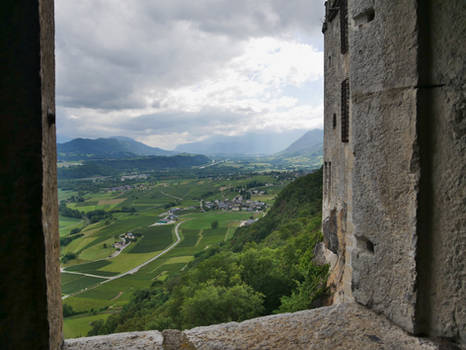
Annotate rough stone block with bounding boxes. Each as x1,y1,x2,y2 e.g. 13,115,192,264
349,0,418,95
181,303,440,350
351,87,419,332
63,331,163,350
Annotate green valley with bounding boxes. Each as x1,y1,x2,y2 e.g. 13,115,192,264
58,163,306,338
59,163,326,338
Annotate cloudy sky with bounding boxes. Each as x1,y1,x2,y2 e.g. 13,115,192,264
56,0,325,149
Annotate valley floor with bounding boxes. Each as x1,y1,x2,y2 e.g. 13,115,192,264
59,171,291,338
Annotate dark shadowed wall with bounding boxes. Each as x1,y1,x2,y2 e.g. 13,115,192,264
0,0,61,349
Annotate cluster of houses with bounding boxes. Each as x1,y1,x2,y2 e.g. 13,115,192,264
202,196,267,212
108,183,148,193
156,208,180,225
112,232,137,250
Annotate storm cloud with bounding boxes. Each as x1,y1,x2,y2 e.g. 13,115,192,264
56,0,325,148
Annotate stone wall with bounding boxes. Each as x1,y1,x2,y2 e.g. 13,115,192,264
322,0,465,344
322,0,355,305
349,0,420,333
64,303,443,350
0,0,61,349
415,0,466,341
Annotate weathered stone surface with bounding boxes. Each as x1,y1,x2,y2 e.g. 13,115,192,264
349,0,419,94
181,303,439,350
350,87,419,332
63,331,163,350
415,0,466,342
322,0,355,305
62,304,454,349
0,0,60,349
322,209,338,253
348,0,423,334
162,329,196,350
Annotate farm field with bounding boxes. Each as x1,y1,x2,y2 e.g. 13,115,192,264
64,312,112,339
62,211,254,313
61,273,106,295
59,215,84,236
59,170,295,337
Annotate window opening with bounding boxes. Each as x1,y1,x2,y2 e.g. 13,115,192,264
341,79,349,143
54,1,328,340
333,113,337,129
340,0,348,54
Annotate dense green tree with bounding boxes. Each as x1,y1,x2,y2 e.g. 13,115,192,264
62,304,75,317
59,201,82,219
70,227,81,235
61,253,76,263
239,247,295,313
181,284,264,329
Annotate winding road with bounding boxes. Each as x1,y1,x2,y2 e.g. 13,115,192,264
62,221,184,299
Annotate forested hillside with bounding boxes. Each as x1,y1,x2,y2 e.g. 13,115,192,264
58,154,210,179
87,168,327,335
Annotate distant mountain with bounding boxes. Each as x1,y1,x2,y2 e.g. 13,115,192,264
174,130,307,155
277,129,323,156
57,137,174,161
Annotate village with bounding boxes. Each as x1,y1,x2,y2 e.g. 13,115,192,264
202,195,267,212
108,183,150,193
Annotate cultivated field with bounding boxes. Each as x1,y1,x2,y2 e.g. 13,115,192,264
60,172,289,338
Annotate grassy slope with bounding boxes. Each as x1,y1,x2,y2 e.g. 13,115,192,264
229,168,322,251
64,313,112,339
62,211,252,315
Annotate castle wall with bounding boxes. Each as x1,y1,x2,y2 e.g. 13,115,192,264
322,0,355,305
349,0,420,333
416,0,466,342
323,0,465,343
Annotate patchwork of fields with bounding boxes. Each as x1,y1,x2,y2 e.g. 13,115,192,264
59,174,287,338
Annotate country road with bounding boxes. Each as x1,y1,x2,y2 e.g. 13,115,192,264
62,221,184,299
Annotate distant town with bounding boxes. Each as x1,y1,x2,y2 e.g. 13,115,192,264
202,195,267,212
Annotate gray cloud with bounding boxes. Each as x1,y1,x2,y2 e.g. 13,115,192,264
56,0,324,110
119,109,250,136
57,107,250,142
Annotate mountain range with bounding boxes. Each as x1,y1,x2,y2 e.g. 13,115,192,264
57,129,323,161
57,136,174,161
174,130,310,155
277,129,323,157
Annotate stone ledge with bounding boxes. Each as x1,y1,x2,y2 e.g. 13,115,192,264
63,303,448,350
63,330,163,350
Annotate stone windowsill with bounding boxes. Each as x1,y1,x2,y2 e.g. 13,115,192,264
63,303,449,350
